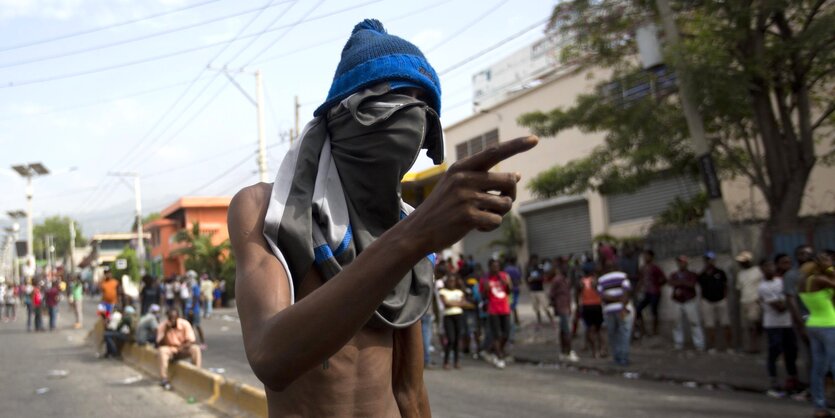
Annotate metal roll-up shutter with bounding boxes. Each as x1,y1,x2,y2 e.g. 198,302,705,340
607,177,700,224
523,200,592,258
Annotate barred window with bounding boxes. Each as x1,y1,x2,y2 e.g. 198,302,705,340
455,129,499,161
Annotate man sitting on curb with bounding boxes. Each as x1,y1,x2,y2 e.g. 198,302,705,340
156,308,201,391
136,304,161,346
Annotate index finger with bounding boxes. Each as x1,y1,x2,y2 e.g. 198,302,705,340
451,135,539,172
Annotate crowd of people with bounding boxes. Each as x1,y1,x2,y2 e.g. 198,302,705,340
427,245,835,416
0,274,85,331
94,268,229,391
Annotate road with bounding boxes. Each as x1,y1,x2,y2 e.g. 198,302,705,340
195,303,807,418
10,297,808,418
0,306,217,418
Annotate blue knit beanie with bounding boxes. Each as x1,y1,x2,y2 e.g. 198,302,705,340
314,19,442,117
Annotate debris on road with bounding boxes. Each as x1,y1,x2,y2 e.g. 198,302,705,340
35,387,50,395
47,370,69,379
208,367,226,374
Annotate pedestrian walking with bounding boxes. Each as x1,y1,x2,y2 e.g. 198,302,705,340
139,275,162,316
163,276,176,310
797,251,835,418
200,274,214,319
736,250,764,353
31,282,44,332
4,281,18,321
439,275,467,369
598,263,633,366
503,257,522,326
549,269,578,362
184,276,206,349
525,254,553,326
636,250,666,338
759,254,800,397
482,259,513,369
697,252,733,353
69,276,83,328
45,281,61,331
99,268,120,319
577,267,605,359
669,255,705,351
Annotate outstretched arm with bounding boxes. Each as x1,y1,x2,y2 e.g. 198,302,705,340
230,136,537,391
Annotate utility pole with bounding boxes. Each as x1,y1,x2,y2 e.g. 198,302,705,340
209,66,270,183
255,70,268,183
654,0,730,229
293,95,300,143
69,219,76,275
11,163,49,277
109,172,145,276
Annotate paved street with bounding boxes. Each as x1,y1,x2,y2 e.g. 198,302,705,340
0,309,217,418
189,303,810,417
0,298,811,417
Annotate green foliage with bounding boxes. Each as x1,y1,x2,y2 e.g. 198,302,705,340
33,216,86,258
488,214,524,259
132,212,161,233
521,0,835,227
110,246,140,283
172,222,232,284
653,191,709,227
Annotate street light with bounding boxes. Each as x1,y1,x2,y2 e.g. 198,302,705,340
11,163,49,277
108,172,145,276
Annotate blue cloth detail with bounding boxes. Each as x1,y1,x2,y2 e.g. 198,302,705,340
427,253,436,266
314,19,441,117
333,224,353,257
313,244,333,265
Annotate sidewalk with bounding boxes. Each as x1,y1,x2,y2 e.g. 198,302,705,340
0,314,217,418
510,323,795,393
505,290,808,395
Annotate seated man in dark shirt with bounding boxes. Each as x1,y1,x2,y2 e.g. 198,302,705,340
698,251,732,352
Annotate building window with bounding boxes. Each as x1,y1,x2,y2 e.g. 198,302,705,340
455,129,499,161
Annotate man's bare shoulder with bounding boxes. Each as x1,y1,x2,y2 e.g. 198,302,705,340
228,182,273,241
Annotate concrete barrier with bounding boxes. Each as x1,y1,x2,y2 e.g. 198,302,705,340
86,322,267,418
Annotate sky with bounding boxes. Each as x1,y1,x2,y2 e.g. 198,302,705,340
0,0,555,237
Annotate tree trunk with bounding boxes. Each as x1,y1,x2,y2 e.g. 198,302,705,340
765,165,812,228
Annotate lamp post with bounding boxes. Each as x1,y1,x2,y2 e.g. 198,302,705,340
11,163,49,277
7,211,24,284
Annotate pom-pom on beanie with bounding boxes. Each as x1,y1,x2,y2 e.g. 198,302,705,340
314,19,441,117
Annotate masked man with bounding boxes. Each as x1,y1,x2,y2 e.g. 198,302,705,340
228,19,536,417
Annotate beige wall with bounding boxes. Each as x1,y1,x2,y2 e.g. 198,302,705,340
442,65,835,258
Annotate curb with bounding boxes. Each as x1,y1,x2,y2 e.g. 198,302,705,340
88,323,267,418
512,355,763,394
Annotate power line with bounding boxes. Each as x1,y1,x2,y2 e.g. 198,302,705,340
438,18,548,76
144,142,257,179
0,77,206,122
0,0,297,70
71,0,280,214
426,0,509,53
251,0,457,66
186,153,254,195
217,0,299,65
1,0,392,89
240,0,328,66
0,0,223,53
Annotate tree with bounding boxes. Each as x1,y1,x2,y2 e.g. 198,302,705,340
488,214,524,259
132,212,161,233
172,222,232,282
519,0,834,227
110,246,140,283
33,216,87,258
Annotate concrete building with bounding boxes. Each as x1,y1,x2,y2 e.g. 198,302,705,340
145,196,231,278
437,38,835,266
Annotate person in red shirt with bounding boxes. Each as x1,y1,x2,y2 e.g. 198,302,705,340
45,281,61,331
31,283,44,332
482,259,512,368
636,250,666,337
